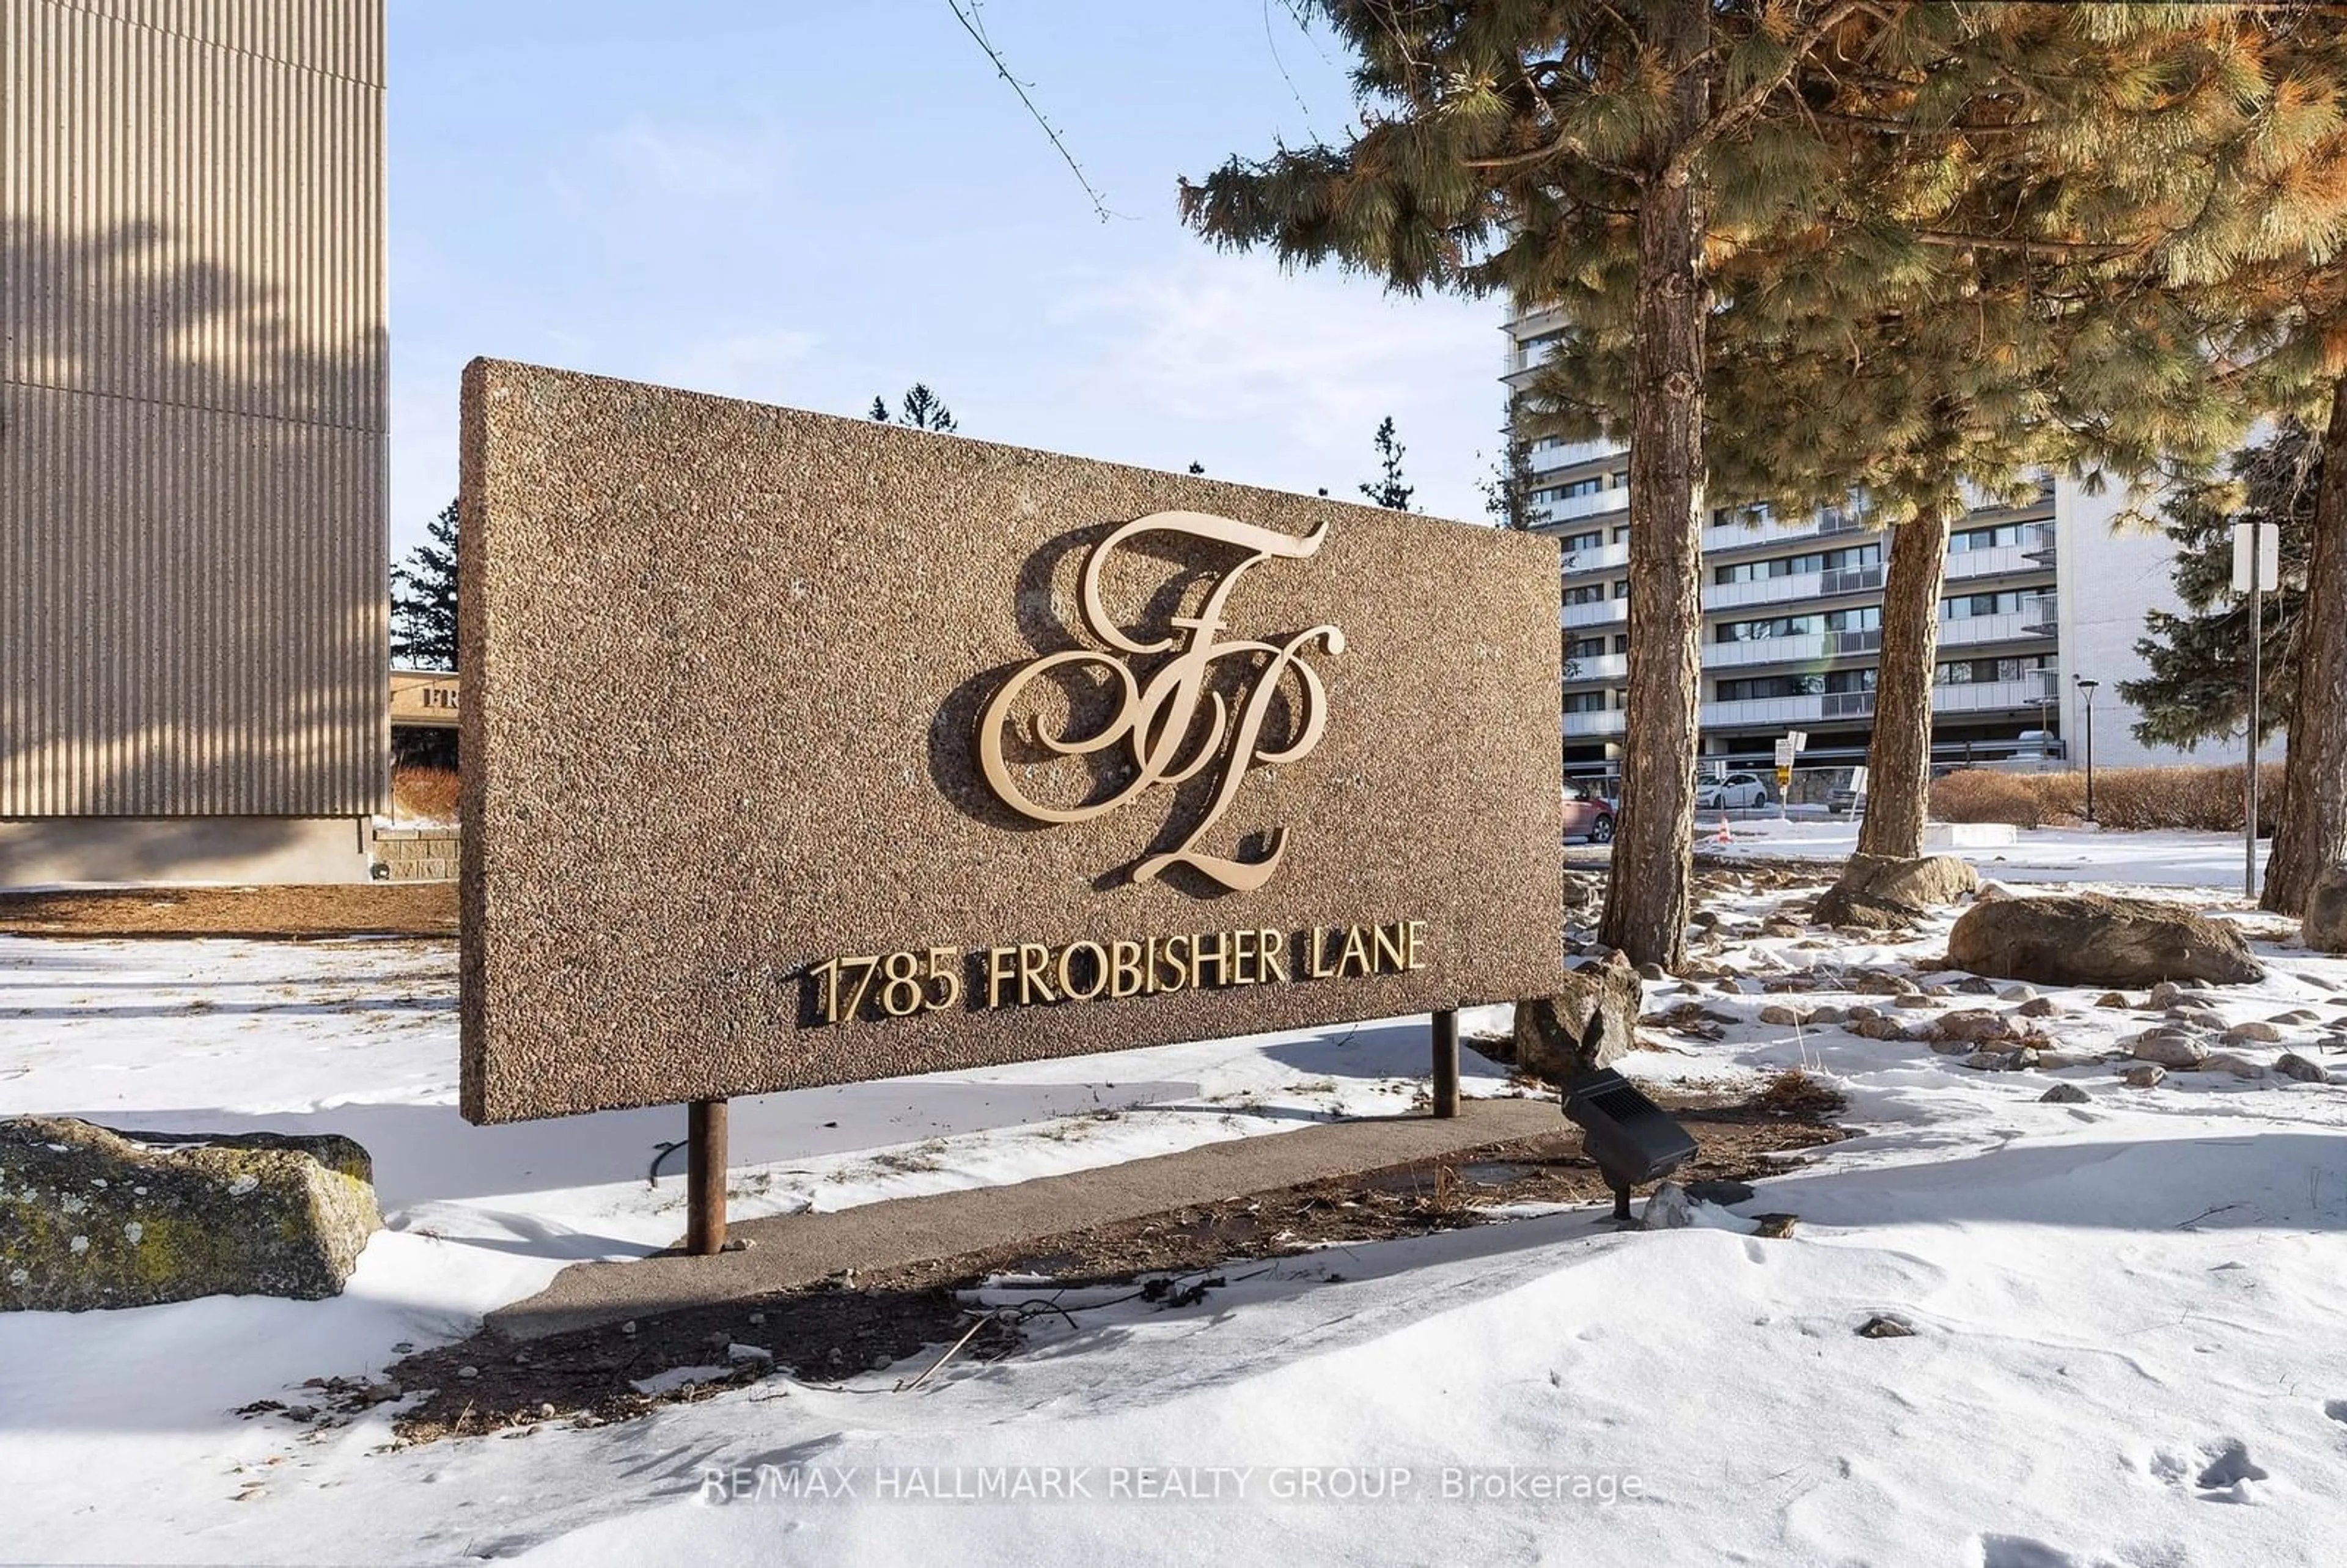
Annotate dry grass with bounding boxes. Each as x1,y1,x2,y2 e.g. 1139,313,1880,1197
391,765,460,823
1930,763,2283,833
1751,1069,1848,1121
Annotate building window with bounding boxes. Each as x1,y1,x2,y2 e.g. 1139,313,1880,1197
1949,522,2027,552
1562,691,1608,713
1564,583,1607,606
1567,637,1607,659
1937,654,2055,684
1713,541,1881,584
1943,588,2030,618
1560,530,1603,552
1612,578,1630,598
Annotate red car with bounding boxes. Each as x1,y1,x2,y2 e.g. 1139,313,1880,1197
1563,783,1617,844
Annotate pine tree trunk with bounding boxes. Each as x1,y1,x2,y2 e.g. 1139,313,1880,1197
2261,377,2347,915
1854,511,1954,861
1598,0,1707,972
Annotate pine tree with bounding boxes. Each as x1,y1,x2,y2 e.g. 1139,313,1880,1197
1188,460,1207,475
870,384,959,433
390,499,460,671
1183,0,1916,968
1511,5,2276,868
1359,416,1414,511
2118,426,2316,750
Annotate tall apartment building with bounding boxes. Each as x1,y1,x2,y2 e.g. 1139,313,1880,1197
1,0,387,882
1504,307,2206,783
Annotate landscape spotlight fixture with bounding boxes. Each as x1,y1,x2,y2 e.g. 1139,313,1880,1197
1562,1067,1700,1225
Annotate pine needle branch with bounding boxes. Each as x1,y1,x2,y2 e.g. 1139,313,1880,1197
944,0,1118,223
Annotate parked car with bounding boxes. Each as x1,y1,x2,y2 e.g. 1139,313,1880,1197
1827,785,1864,816
1562,783,1617,844
1697,771,1772,810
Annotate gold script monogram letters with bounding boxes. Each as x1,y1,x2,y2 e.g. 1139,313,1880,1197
978,511,1345,893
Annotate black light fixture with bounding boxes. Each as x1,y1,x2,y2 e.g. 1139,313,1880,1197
2074,676,2099,822
1562,1068,1700,1225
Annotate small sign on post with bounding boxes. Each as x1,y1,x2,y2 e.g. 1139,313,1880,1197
2231,519,2280,593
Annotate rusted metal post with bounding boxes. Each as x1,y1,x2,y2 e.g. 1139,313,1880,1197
1431,1009,1460,1119
686,1097,729,1255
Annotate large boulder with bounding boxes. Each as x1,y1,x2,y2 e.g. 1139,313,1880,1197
0,1118,379,1311
2306,865,2347,954
1948,894,2264,989
1478,954,1644,1086
1812,853,1981,930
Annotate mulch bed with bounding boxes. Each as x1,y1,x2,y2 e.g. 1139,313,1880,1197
352,1084,1846,1447
0,884,457,939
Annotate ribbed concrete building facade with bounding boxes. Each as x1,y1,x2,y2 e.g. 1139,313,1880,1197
2,0,386,881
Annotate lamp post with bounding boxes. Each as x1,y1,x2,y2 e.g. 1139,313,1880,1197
2074,678,2098,823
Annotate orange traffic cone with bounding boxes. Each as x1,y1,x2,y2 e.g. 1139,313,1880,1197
1714,814,1733,846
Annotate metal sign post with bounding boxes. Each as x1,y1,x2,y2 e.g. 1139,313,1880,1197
2231,519,2279,898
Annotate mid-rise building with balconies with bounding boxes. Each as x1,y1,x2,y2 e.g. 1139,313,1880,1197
1505,308,2208,783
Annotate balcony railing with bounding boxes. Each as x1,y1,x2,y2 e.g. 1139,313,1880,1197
2026,593,2060,636
1527,438,1622,471
1705,564,1884,612
1944,543,2042,582
1700,678,2055,731
1705,632,1827,669
1562,598,1629,629
1939,607,2048,648
1698,505,1865,555
1562,709,1627,738
1558,540,1630,577
1533,488,1630,526
1563,651,1628,681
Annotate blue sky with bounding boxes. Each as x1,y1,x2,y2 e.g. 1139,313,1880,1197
386,0,1505,560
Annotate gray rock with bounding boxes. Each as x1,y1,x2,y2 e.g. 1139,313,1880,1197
2305,864,2347,954
1758,1003,1808,1027
1494,956,1645,1086
1807,1005,1849,1026
2203,1052,2268,1080
1640,1182,1694,1230
1637,961,1667,982
1,1118,378,1311
1996,984,2040,1003
1948,894,2266,989
1930,1038,1980,1055
2015,996,2060,1019
1960,1050,2011,1071
2276,1052,2328,1083
2148,981,2183,1009
2040,1083,2092,1104
2033,1050,2100,1071
2122,1063,2169,1088
2222,1020,2285,1045
2130,1031,2209,1069
1814,853,1982,930
1933,1009,2013,1044
1856,1313,1916,1339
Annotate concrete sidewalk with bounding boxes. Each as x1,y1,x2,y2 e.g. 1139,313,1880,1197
487,1095,1566,1340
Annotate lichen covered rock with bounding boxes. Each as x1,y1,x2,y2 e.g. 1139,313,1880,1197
0,1118,379,1311
1482,954,1645,1086
1948,893,2264,988
1813,853,1981,930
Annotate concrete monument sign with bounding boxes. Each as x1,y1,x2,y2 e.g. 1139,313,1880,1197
459,359,1563,1123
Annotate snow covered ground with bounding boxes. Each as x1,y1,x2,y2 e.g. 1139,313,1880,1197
5,833,2346,1566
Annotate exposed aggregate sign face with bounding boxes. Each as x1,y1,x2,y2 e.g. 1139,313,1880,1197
459,359,1563,1121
